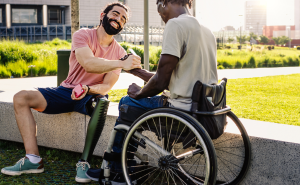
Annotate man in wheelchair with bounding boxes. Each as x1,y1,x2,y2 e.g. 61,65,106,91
86,0,223,184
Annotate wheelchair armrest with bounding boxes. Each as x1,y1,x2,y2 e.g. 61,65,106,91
194,106,231,116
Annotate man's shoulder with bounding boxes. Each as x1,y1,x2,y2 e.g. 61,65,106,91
113,40,126,53
74,28,94,37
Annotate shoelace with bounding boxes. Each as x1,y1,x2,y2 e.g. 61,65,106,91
76,162,91,171
16,157,26,170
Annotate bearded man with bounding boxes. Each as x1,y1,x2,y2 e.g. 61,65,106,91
1,2,141,183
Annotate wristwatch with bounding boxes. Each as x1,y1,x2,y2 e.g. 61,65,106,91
86,85,90,94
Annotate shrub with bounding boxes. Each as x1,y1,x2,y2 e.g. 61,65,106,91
225,46,231,49
120,42,131,52
6,60,28,77
267,46,272,50
44,38,70,47
271,46,275,49
247,56,256,68
0,40,39,65
297,46,300,50
131,46,144,64
217,65,224,69
235,61,242,68
0,65,11,78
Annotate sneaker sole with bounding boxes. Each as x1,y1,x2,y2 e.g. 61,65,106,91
1,168,44,176
75,176,92,183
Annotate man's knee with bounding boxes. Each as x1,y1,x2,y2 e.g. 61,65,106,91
13,90,30,108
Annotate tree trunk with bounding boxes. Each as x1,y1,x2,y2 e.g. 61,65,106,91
71,0,80,37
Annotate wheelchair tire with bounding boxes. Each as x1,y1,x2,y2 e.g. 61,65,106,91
121,108,217,185
214,111,251,185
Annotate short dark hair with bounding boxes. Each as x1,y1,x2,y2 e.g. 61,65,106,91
100,2,130,25
157,0,194,9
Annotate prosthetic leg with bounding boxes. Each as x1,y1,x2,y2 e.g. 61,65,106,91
80,96,110,161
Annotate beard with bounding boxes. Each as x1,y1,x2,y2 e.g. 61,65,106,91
102,15,123,35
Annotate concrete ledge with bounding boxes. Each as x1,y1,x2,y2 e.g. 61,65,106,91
0,102,118,157
0,102,300,184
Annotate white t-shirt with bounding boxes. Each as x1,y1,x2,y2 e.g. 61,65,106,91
161,14,218,110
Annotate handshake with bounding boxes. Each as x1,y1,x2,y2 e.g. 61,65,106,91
120,49,142,71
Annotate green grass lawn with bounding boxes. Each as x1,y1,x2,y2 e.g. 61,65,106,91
108,74,300,126
0,140,102,184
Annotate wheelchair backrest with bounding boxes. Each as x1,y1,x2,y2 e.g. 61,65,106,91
191,78,227,112
191,78,228,139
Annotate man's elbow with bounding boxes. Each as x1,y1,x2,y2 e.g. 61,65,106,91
157,81,168,92
81,58,95,73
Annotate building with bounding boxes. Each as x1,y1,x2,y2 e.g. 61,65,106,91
244,1,267,36
223,26,235,31
0,0,164,29
295,0,300,30
213,30,250,43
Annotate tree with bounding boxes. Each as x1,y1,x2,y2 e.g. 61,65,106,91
71,0,80,37
236,35,247,44
272,37,281,45
259,35,270,45
227,37,234,43
279,36,291,45
247,32,258,42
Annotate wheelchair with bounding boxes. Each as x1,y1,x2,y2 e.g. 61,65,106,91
88,78,251,185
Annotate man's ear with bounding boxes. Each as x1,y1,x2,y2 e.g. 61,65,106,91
100,13,105,21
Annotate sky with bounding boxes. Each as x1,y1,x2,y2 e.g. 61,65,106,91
196,0,295,31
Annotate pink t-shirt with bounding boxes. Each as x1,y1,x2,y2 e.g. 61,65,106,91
61,28,127,88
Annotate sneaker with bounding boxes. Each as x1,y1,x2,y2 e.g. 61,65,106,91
75,161,92,183
86,168,102,182
1,157,44,176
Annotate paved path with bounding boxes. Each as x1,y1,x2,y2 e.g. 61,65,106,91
0,67,299,103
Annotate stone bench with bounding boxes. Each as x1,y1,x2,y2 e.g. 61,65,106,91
0,101,299,185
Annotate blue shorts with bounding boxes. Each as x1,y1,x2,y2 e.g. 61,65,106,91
37,86,95,116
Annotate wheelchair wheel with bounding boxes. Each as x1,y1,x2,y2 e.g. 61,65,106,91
214,111,251,185
121,108,217,185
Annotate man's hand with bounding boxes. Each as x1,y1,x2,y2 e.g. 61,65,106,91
127,83,142,99
71,85,89,100
122,55,142,71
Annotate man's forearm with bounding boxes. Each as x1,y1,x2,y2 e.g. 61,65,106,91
135,75,165,99
83,58,122,74
125,68,154,82
88,83,112,95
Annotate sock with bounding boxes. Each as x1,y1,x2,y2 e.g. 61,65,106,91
26,154,42,163
78,159,87,163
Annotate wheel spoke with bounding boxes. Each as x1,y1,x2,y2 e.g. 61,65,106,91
159,117,165,155
150,170,163,185
140,124,162,159
218,155,238,180
169,169,185,185
168,124,187,159
217,155,243,169
129,143,158,160
167,169,178,185
129,166,157,176
215,148,245,158
213,136,241,146
167,118,174,152
140,168,160,184
146,118,162,157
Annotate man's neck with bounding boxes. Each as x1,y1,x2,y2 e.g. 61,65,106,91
97,26,114,47
167,4,190,22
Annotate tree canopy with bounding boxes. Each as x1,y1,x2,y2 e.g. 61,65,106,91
259,35,270,45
